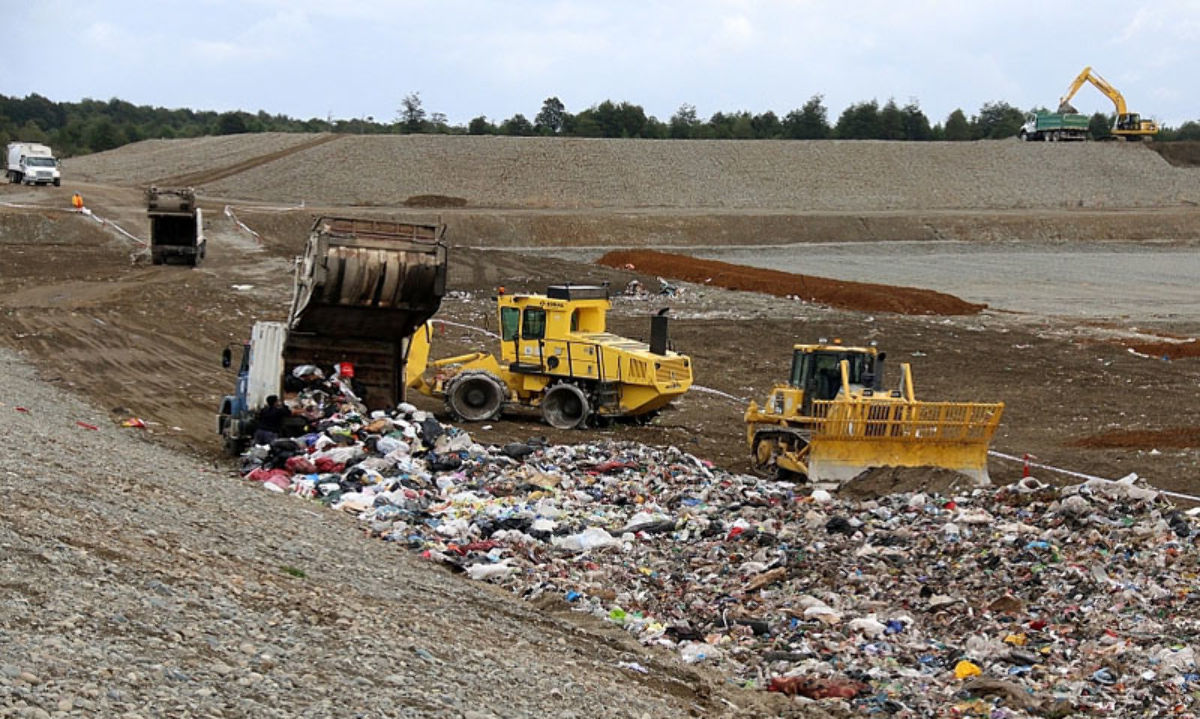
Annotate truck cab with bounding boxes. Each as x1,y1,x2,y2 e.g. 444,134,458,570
6,142,61,186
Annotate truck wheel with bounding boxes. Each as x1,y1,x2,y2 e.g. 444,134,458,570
53,178,60,187
541,383,590,429
445,371,506,421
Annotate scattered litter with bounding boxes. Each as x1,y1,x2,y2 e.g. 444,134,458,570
75,421,98,430
233,390,1200,715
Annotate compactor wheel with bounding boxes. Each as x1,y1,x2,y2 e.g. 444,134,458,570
445,371,506,422
541,383,590,429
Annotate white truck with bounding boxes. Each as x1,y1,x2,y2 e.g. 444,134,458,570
6,142,61,186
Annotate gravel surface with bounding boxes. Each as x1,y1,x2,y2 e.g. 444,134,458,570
67,135,1200,211
64,133,321,187
0,348,777,719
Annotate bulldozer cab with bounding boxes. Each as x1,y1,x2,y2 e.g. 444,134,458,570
790,344,881,414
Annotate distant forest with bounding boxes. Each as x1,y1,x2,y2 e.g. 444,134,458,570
2,92,1198,158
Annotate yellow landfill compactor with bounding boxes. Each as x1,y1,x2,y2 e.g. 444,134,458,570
406,285,693,428
745,340,1004,485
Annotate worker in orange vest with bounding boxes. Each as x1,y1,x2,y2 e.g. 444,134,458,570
71,193,83,210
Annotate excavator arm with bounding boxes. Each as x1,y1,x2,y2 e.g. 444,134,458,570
1059,66,1129,115
1058,66,1157,137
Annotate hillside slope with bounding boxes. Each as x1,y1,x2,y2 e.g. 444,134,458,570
65,135,1200,211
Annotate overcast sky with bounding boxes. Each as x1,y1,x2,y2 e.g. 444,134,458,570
3,0,1197,128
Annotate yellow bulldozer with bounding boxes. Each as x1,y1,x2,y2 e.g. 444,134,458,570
745,340,1004,485
406,285,693,428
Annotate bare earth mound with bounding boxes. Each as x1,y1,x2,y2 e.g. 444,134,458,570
597,249,985,315
839,466,979,500
1124,339,1200,359
1070,426,1200,449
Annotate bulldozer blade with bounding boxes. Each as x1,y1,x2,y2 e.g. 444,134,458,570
807,400,1004,486
806,437,993,485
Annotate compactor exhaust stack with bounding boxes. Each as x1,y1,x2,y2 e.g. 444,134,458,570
650,308,670,355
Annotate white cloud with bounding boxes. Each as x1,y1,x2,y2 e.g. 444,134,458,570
719,14,754,47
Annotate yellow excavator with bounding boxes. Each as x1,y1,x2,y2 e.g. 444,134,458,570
1058,66,1158,139
406,285,693,428
745,340,1004,486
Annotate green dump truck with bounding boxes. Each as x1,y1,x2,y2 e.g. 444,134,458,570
1018,112,1090,142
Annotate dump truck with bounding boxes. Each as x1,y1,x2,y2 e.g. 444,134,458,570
147,187,206,266
745,340,1004,486
406,285,693,428
217,216,448,454
6,142,60,186
1018,112,1090,142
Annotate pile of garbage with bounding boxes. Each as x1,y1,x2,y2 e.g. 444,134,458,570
239,396,1200,716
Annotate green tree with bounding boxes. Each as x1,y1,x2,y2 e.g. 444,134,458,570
669,103,700,139
943,109,971,141
398,92,426,133
499,113,535,136
468,115,494,135
879,99,906,140
750,111,782,139
534,97,567,135
1176,121,1200,141
975,101,1024,139
642,116,668,139
783,95,830,139
902,102,932,140
834,100,882,139
730,112,755,139
589,100,647,138
1088,112,1112,140
15,120,49,143
216,111,247,135
85,116,125,152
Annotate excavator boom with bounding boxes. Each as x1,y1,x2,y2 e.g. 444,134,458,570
1057,66,1157,137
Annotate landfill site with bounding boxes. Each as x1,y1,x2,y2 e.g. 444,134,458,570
2,134,1200,718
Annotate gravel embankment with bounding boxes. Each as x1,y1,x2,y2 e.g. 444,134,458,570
0,348,760,719
64,133,320,186
66,135,1200,211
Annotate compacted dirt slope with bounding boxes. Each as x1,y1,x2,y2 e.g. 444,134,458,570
2,136,1199,715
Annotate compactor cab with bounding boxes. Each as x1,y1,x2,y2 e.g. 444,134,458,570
746,340,1004,487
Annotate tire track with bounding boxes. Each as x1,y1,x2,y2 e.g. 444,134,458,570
156,133,344,188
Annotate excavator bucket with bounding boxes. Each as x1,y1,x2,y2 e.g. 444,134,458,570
805,399,1005,485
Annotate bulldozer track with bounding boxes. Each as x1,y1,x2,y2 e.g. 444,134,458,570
156,134,344,188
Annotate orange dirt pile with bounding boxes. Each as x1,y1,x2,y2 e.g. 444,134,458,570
1070,427,1200,449
598,250,986,316
1124,339,1200,360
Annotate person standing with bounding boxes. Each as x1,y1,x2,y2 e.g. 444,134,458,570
253,395,292,445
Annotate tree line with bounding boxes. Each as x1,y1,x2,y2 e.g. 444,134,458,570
2,92,1198,158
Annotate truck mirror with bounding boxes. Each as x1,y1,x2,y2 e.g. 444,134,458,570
221,347,232,368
